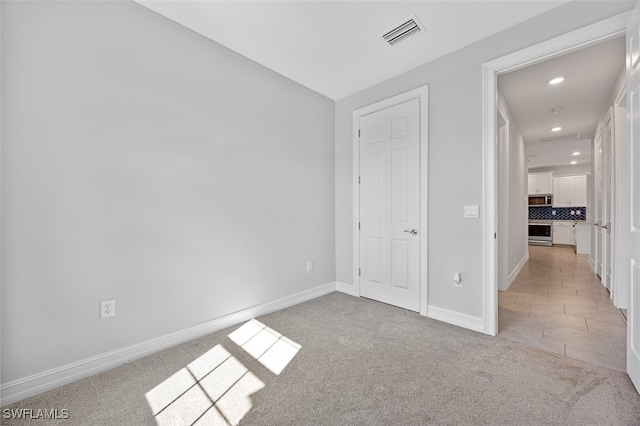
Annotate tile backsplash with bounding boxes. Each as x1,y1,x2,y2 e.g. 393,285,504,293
529,206,586,221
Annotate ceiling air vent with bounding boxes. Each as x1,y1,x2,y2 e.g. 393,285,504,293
540,131,580,143
382,16,424,46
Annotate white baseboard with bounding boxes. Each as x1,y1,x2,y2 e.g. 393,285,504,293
335,281,358,296
427,305,484,333
589,258,597,274
506,252,529,290
0,282,337,407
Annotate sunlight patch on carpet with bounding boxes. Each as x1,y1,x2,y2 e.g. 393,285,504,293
146,320,301,425
145,344,264,426
229,319,301,375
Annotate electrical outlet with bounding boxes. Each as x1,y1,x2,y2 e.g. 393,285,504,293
453,273,463,288
306,261,313,272
100,299,115,319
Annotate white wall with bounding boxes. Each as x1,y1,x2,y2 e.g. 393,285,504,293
1,1,335,384
498,91,528,287
335,1,633,320
530,165,592,176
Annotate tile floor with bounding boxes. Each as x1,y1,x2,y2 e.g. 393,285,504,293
498,245,627,372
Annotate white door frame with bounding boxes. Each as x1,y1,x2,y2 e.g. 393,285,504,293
482,12,630,335
352,86,429,315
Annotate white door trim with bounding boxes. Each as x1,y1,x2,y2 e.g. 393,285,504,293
352,86,429,315
481,12,629,336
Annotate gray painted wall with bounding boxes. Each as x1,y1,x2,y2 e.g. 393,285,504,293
335,1,634,318
1,1,335,383
495,88,529,291
498,92,529,282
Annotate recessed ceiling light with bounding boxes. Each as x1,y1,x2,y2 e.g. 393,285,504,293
572,152,580,156
549,77,564,85
570,161,577,165
551,107,564,114
551,127,562,132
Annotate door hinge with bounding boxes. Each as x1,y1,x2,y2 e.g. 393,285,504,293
359,268,361,276
494,232,497,239
358,129,361,137
358,222,361,230
358,176,361,184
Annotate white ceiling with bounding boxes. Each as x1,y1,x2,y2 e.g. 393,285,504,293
498,36,625,170
136,0,571,101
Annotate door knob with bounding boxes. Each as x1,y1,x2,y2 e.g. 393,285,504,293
602,225,608,230
404,229,418,235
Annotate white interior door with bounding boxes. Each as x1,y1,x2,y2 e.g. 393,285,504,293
614,100,630,309
602,111,614,292
595,131,603,277
359,98,420,311
626,1,640,393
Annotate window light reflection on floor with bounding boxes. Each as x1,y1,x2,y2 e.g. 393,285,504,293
228,319,302,375
145,320,301,425
145,344,264,426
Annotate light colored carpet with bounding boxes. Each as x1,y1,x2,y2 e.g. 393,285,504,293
3,292,640,425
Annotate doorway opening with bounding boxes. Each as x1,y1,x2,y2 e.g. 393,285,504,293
495,35,627,370
482,11,629,335
482,13,631,373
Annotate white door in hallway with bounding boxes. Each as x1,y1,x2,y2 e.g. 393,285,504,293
613,99,630,309
626,2,640,393
359,98,420,311
602,110,614,292
595,131,603,277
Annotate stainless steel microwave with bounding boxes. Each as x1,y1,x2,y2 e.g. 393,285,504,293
528,195,552,206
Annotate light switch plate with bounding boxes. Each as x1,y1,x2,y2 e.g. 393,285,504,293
463,205,479,219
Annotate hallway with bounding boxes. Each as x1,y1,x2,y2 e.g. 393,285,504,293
498,245,627,372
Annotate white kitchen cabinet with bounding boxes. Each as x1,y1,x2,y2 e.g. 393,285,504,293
553,177,570,207
528,172,553,195
570,175,588,206
553,221,575,245
552,175,587,207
